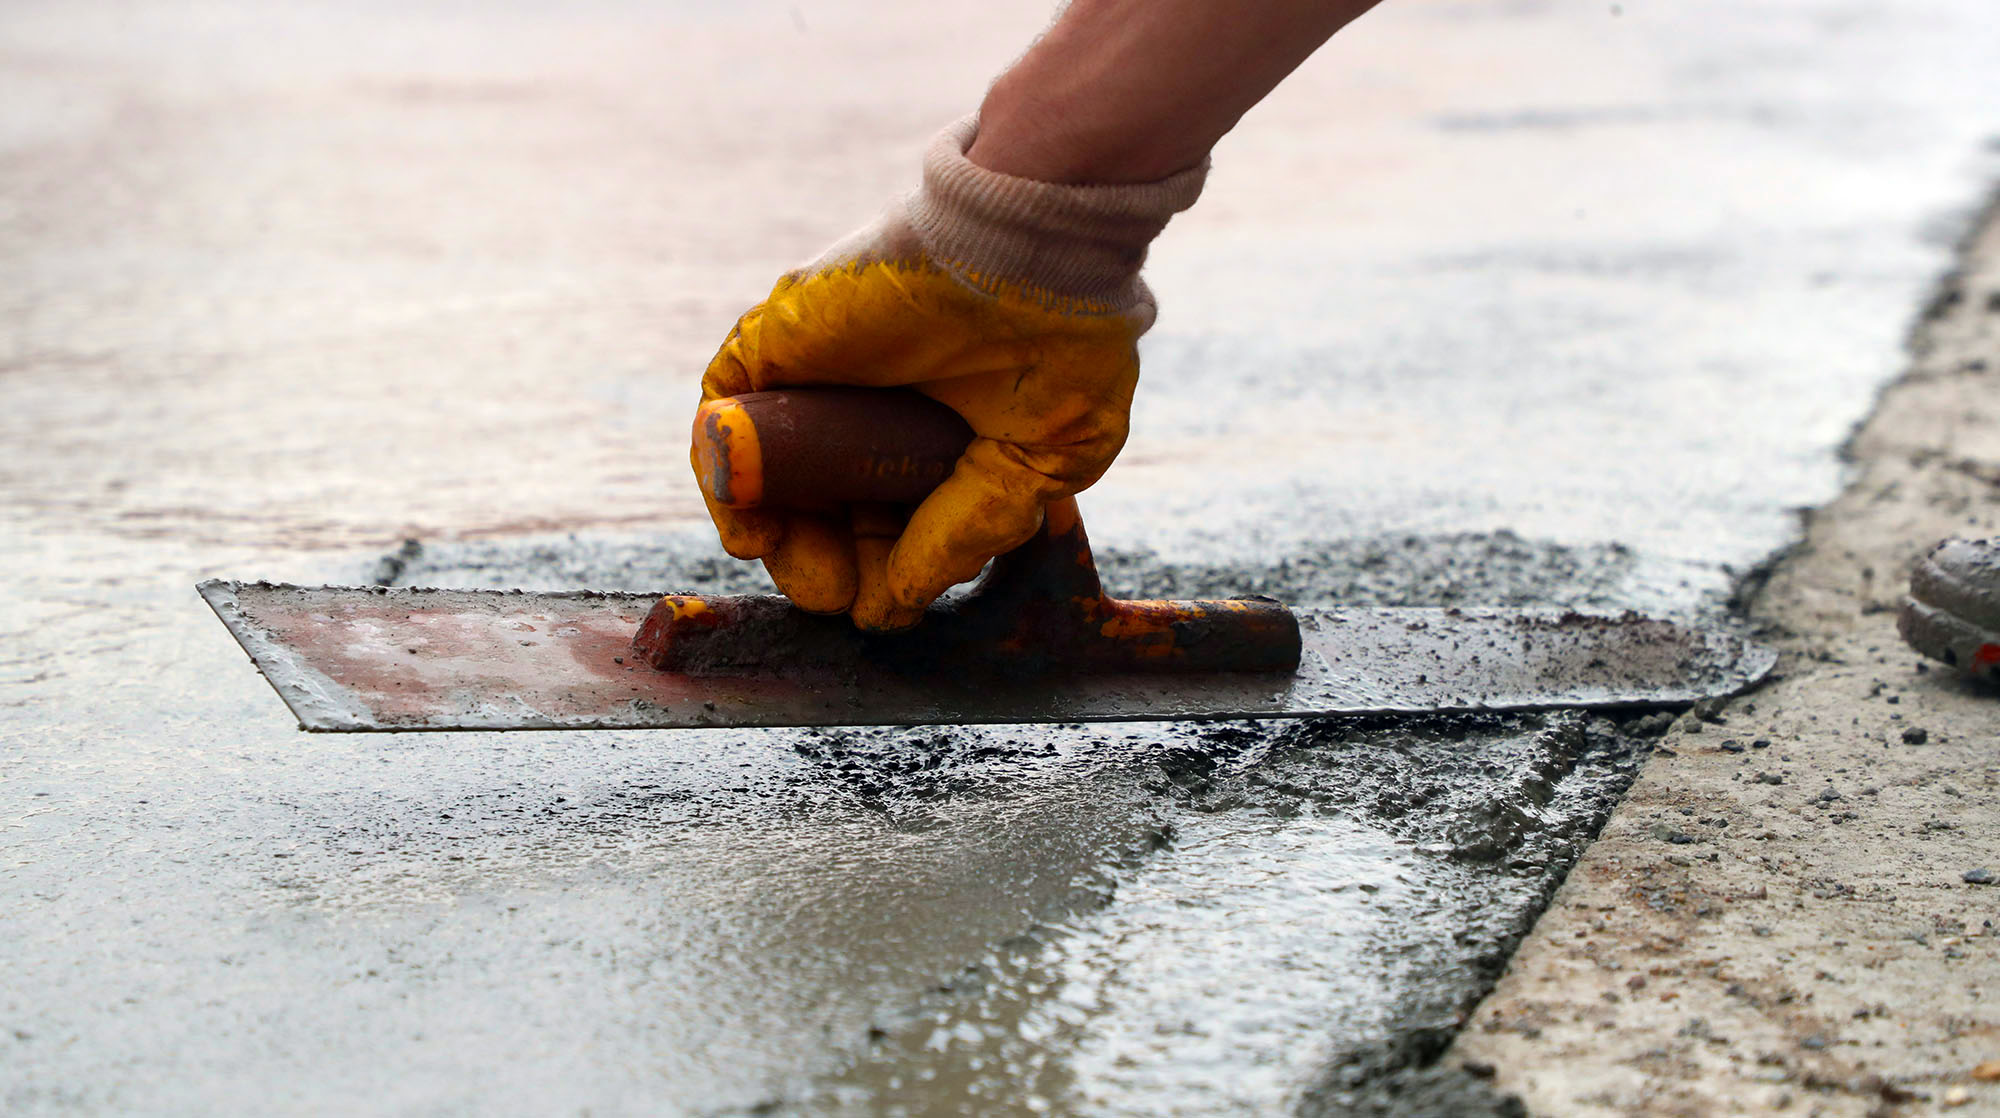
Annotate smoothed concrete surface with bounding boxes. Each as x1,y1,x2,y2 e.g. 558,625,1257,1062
4,0,1999,1113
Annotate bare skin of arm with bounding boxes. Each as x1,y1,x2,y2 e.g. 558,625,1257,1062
968,0,1386,184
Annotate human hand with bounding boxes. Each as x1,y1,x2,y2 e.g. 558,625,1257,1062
693,117,1203,630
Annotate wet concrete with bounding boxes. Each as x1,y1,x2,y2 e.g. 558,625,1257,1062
394,534,1646,1115
796,709,1648,1117
5,0,2000,1113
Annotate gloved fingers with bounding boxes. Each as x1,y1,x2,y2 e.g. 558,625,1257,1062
695,451,785,558
697,314,760,402
849,503,924,632
749,261,1000,391
694,314,787,561
885,439,1060,612
701,269,973,399
759,512,858,615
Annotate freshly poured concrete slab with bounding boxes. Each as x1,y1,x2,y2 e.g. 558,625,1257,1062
2,0,1997,1114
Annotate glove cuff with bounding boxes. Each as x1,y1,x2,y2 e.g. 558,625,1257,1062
906,116,1207,308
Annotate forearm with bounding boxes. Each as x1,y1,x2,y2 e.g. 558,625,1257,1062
968,0,1382,184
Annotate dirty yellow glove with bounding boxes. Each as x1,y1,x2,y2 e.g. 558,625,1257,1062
694,117,1206,630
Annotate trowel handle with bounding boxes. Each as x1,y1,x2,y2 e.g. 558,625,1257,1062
692,388,974,510
668,389,1306,676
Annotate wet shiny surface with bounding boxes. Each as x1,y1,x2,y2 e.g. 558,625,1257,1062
5,0,1999,1113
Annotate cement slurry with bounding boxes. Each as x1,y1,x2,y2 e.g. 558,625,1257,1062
4,0,1999,1113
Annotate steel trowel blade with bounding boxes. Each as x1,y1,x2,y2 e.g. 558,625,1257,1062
197,581,1775,733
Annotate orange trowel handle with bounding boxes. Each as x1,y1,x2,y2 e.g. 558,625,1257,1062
693,388,973,510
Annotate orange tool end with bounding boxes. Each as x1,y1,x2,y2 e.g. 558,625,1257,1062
692,398,763,509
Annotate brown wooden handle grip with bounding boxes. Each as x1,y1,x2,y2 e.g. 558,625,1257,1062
693,388,974,509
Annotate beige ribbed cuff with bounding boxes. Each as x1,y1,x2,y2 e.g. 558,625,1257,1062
904,116,1208,308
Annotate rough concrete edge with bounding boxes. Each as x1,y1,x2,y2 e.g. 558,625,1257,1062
1441,189,2000,1115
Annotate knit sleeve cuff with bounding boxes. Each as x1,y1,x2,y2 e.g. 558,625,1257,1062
904,116,1208,308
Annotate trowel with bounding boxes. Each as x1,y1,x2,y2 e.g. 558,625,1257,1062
199,389,1773,732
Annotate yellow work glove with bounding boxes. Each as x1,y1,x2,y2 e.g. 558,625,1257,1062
695,117,1206,631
